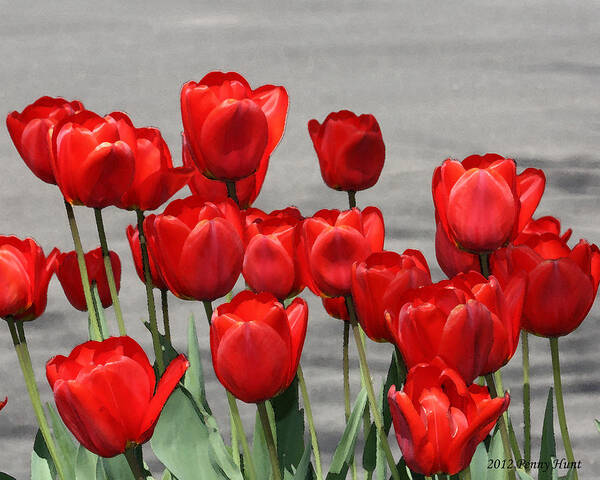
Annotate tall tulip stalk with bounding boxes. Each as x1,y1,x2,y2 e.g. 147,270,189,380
0,74,595,480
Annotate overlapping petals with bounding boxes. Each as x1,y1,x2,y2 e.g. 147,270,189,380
126,225,167,291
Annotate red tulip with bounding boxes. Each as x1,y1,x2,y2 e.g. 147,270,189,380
117,119,193,211
181,71,288,182
126,225,168,291
322,297,349,322
435,221,480,278
387,271,525,383
243,206,303,230
351,250,431,342
301,207,385,298
6,96,83,184
492,230,600,337
51,110,137,208
432,154,545,253
0,397,6,412
514,215,572,246
243,209,305,300
308,110,385,192
56,248,120,312
46,336,188,457
144,196,244,301
388,362,509,475
0,236,59,321
210,291,308,403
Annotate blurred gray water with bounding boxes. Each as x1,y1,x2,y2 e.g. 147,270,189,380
1,1,600,477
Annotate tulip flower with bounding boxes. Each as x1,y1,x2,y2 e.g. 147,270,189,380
6,96,83,184
322,297,349,322
210,291,308,403
126,225,167,291
301,207,385,298
51,110,137,208
0,236,59,321
308,110,385,192
351,250,431,342
144,196,244,301
56,248,121,312
492,229,600,337
0,397,6,412
117,120,193,211
432,153,545,253
46,336,188,458
387,271,525,383
181,71,288,182
243,206,303,230
435,221,481,278
243,208,305,300
388,362,509,475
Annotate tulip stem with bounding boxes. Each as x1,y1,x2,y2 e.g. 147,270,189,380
343,322,358,480
203,300,214,325
226,392,257,480
226,181,240,206
494,371,523,464
459,467,471,480
160,289,171,344
63,200,102,336
550,337,578,480
345,297,402,480
478,253,490,278
258,401,282,480
94,207,126,336
124,447,147,480
297,364,323,480
348,191,357,209
7,319,67,480
135,209,165,375
522,331,531,469
484,374,516,480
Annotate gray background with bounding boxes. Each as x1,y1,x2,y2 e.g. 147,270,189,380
1,1,600,477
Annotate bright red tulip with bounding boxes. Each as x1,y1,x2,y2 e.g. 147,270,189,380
0,236,59,321
56,248,121,312
144,196,244,301
301,207,385,298
514,215,572,246
308,110,385,192
388,362,509,475
51,110,137,208
181,71,288,182
117,119,193,211
387,271,525,383
432,154,545,253
46,336,188,457
126,225,168,291
435,221,480,278
243,206,303,230
210,291,308,403
6,96,83,184
322,297,350,322
351,250,431,342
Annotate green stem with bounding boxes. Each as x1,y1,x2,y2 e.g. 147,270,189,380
227,392,257,480
345,297,401,480
258,401,282,480
124,447,146,480
459,468,471,480
522,331,531,469
478,252,490,278
94,207,126,336
160,289,171,345
135,209,164,374
203,300,214,325
348,191,357,209
226,181,239,207
7,319,67,480
343,321,358,480
63,200,101,335
297,365,323,480
550,337,578,480
359,327,372,480
485,374,516,480
494,370,523,464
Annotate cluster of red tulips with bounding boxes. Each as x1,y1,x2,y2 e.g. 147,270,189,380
1,71,597,480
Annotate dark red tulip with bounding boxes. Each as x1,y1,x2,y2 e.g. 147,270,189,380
51,110,137,208
388,362,509,475
301,207,385,298
6,96,83,184
492,230,600,337
210,291,308,403
351,250,431,342
308,110,385,192
243,209,305,300
126,225,167,291
144,196,244,301
181,71,288,182
46,336,188,458
0,236,59,321
387,271,525,383
432,154,545,253
117,120,193,211
322,297,349,322
57,248,120,312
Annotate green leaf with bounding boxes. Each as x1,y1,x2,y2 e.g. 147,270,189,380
469,442,489,480
75,445,97,479
291,444,313,480
252,410,272,480
516,470,535,480
91,283,110,339
31,430,55,480
326,388,368,480
595,419,600,434
559,467,576,480
184,315,210,414
161,470,174,480
143,321,179,369
362,420,377,473
539,388,555,480
46,403,77,478
0,474,17,480
487,429,508,480
102,454,135,480
271,377,305,473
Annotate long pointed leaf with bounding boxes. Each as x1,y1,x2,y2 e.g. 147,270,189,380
184,315,210,413
539,388,555,480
